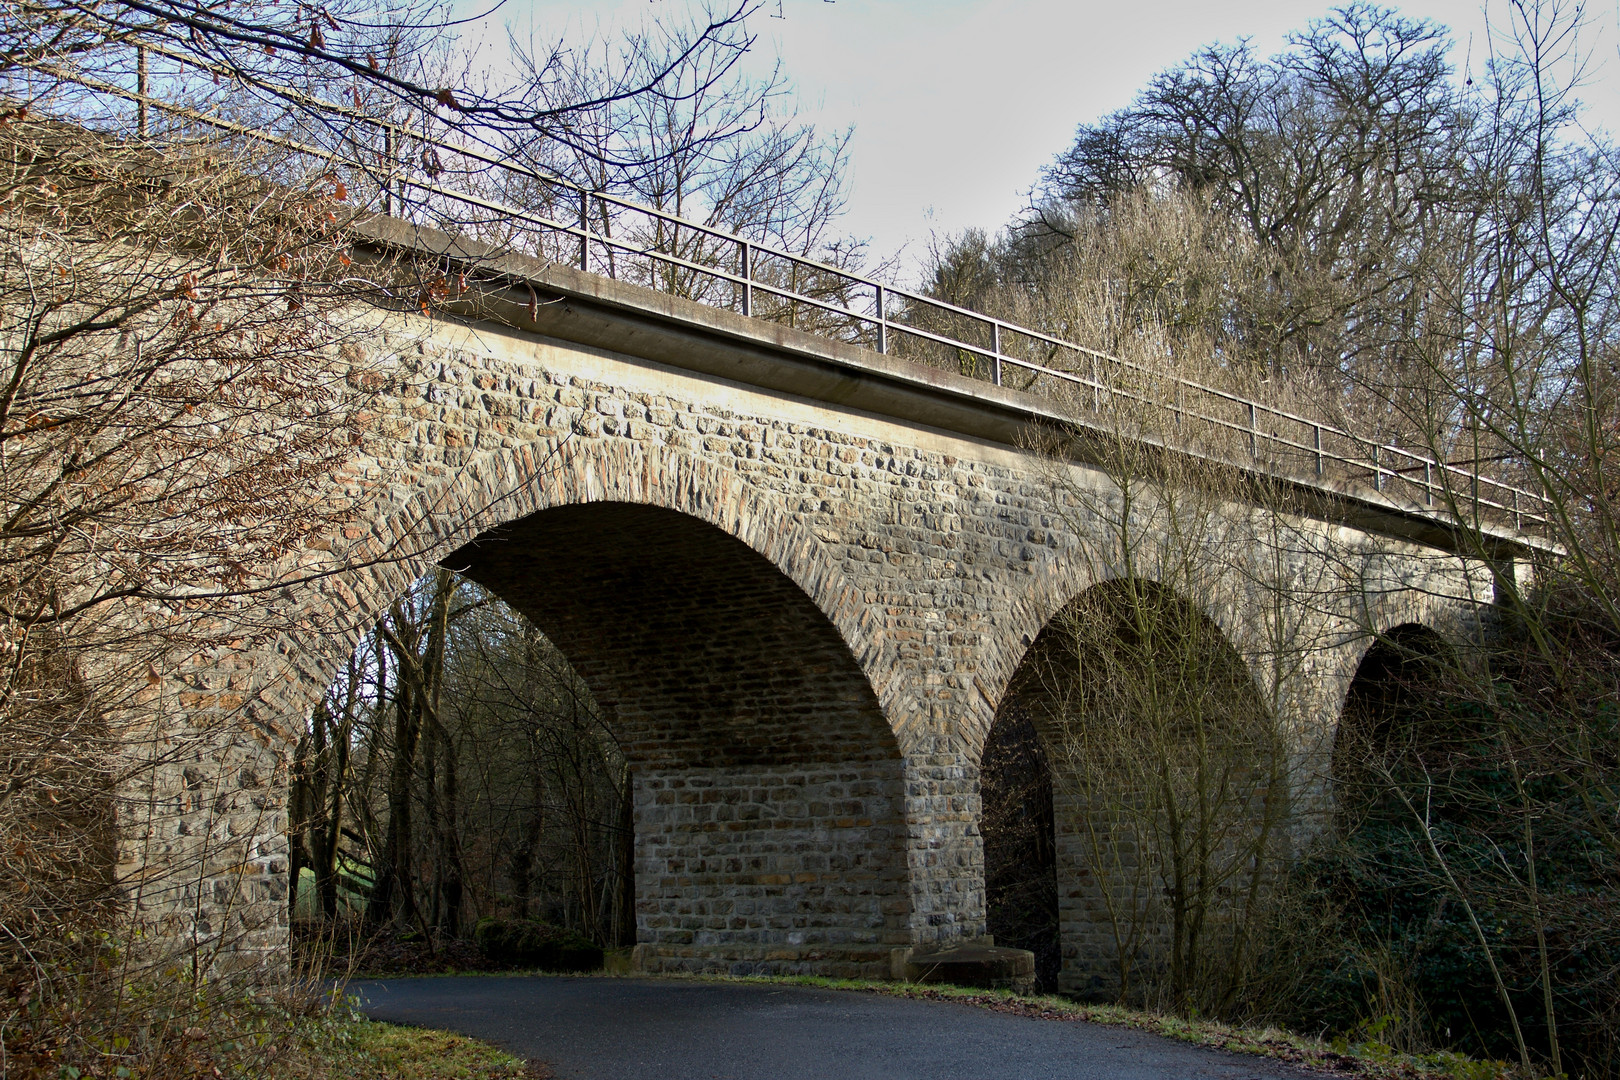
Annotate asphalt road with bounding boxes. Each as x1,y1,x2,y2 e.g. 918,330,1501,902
351,976,1324,1080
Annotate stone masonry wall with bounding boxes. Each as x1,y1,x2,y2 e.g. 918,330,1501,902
113,309,1498,979
634,764,907,977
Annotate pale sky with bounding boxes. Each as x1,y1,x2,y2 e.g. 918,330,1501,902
450,0,1620,280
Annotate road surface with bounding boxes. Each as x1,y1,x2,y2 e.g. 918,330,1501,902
352,975,1324,1080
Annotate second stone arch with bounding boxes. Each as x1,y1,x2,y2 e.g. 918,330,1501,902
982,576,1284,1005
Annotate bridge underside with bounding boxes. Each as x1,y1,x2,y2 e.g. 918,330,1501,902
451,503,911,977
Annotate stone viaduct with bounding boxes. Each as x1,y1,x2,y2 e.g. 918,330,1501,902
118,219,1536,996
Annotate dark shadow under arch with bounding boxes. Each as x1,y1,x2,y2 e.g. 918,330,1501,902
446,502,899,767
986,578,1282,1004
1334,622,1456,828
434,501,911,971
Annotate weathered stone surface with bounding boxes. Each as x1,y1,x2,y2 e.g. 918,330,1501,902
901,942,1038,994
107,254,1511,990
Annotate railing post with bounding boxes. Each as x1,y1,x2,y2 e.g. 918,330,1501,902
1091,355,1100,413
875,283,886,354
382,124,394,218
1373,444,1382,492
1248,402,1258,458
741,242,753,317
991,322,1002,386
1514,489,1521,530
137,45,148,137
1314,425,1324,476
1425,461,1434,506
578,189,590,272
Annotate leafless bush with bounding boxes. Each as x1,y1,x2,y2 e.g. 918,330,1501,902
0,106,408,1077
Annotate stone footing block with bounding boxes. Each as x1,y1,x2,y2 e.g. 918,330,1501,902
630,942,892,980
894,942,1036,994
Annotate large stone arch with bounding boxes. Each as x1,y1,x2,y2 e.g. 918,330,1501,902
137,433,927,978
1316,589,1477,732
284,434,898,738
444,499,913,975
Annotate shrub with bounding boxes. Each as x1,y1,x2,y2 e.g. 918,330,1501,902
473,917,603,972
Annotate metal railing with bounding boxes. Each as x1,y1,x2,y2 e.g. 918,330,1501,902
33,47,1549,533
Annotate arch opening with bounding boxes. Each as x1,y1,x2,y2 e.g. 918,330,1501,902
1313,623,1557,1059
981,704,1060,990
1333,622,1456,828
987,578,1286,1009
291,501,910,978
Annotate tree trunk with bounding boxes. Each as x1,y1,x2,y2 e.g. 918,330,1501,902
368,661,423,930
615,766,636,947
316,718,349,920
288,732,313,921
437,720,465,934
509,762,545,920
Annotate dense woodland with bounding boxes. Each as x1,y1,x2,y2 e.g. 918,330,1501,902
3,0,1620,1077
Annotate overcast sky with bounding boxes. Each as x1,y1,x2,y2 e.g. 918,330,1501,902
451,0,1620,280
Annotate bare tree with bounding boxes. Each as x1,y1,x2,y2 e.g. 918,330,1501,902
487,7,862,328
2,0,758,159
290,572,629,952
0,2,825,1075
1296,3,1620,1073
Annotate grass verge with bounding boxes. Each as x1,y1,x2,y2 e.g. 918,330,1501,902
716,975,1521,1080
302,1013,540,1080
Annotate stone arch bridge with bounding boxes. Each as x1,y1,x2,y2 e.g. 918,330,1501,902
122,219,1539,994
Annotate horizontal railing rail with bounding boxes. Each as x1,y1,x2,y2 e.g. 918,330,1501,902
29,45,1550,533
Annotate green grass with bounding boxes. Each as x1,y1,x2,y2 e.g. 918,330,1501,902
301,1013,537,1080
708,975,1525,1080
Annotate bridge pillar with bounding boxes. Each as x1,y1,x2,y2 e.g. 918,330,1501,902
626,758,909,979
899,732,988,950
